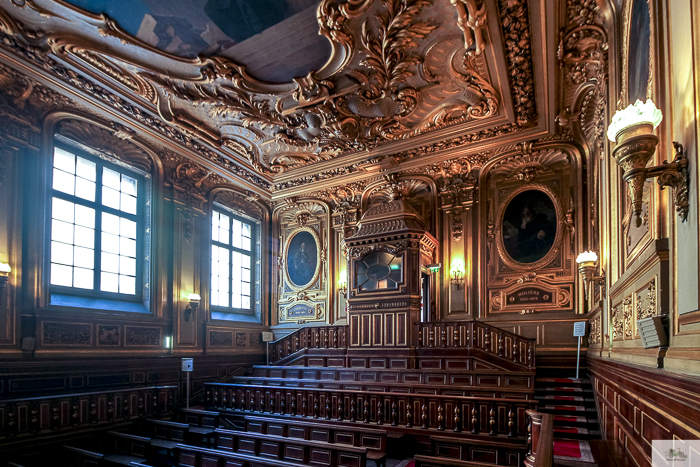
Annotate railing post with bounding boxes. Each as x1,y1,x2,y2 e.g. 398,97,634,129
302,392,307,417
377,397,383,425
441,327,447,347
421,399,428,429
280,392,286,415
350,398,356,422
484,330,490,352
513,341,519,363
498,333,504,357
489,404,496,435
291,391,297,416
406,400,413,428
337,395,344,421
429,325,435,348
325,396,331,420
363,398,369,423
391,397,397,426
453,329,459,347
417,324,423,347
508,405,515,437
454,404,461,433
437,402,445,431
471,402,478,434
313,394,319,418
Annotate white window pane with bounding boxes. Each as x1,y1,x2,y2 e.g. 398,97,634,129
103,167,120,189
241,236,251,251
101,272,119,293
73,267,94,289
74,246,94,269
102,212,120,235
74,205,95,228
51,241,74,266
51,219,74,244
232,293,241,309
102,186,120,210
120,256,136,276
218,249,229,264
74,226,95,249
219,278,229,293
232,278,241,294
211,291,221,307
120,218,137,239
51,263,73,287
241,296,250,309
232,220,242,249
121,174,137,196
76,156,96,181
212,214,219,242
54,148,75,173
242,223,251,238
52,198,75,223
241,268,250,282
53,169,75,196
101,252,119,273
240,254,250,268
75,178,96,202
120,193,137,215
101,232,120,254
120,237,136,257
119,275,135,295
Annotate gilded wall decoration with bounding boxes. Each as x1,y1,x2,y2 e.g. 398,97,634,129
274,200,329,324
97,325,121,346
635,278,657,338
588,315,601,344
42,322,92,346
124,327,161,346
484,144,580,314
612,296,634,341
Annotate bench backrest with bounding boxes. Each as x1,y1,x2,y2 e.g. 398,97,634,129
178,408,220,428
143,418,189,442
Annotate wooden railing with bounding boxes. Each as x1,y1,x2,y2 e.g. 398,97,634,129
416,321,536,370
0,385,176,442
205,382,537,437
525,411,554,467
269,325,348,365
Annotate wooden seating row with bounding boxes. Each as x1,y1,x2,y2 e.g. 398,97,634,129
250,366,535,394
244,415,387,467
231,375,532,399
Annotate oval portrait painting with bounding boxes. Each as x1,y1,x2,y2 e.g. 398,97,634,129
286,230,318,287
502,190,557,264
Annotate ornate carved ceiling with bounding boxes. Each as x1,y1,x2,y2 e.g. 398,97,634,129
0,0,560,197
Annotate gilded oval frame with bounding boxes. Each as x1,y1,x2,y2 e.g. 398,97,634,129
283,226,322,291
495,183,564,271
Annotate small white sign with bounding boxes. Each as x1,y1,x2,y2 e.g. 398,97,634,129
573,321,586,337
261,332,274,342
181,358,193,372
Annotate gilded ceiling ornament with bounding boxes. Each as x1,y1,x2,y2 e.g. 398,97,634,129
451,0,488,55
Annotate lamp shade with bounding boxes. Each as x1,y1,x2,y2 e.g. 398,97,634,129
188,293,201,301
607,99,663,142
0,262,10,274
576,251,598,264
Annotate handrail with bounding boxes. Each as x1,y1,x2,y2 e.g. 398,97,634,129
416,320,536,369
269,325,348,364
205,382,537,436
525,410,554,467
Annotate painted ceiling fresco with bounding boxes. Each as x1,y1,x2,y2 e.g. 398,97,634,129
64,0,330,83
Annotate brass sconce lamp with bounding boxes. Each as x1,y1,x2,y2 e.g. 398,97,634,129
0,262,10,290
607,100,690,227
450,269,464,290
576,251,605,299
338,270,348,297
184,293,200,322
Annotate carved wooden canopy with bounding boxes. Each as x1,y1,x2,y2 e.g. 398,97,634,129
0,0,555,197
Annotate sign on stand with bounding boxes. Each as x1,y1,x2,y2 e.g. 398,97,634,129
573,322,586,379
262,332,274,365
182,358,193,408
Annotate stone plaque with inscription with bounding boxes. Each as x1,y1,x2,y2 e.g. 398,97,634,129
506,287,554,306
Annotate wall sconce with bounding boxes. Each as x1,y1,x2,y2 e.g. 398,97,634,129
184,293,200,322
338,270,347,296
0,262,10,291
450,269,464,289
576,251,606,299
607,99,690,227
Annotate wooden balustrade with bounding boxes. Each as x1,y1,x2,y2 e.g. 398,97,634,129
0,385,176,442
269,326,349,365
525,410,553,467
205,382,537,437
415,321,535,370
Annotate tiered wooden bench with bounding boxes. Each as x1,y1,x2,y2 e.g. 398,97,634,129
244,415,388,467
214,427,368,467
176,408,220,447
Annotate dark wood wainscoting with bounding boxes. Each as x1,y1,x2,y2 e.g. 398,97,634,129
0,354,264,401
587,356,700,466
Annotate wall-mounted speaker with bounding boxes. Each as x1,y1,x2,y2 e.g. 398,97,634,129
638,315,669,349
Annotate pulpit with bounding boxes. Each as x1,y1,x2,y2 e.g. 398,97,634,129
344,198,437,368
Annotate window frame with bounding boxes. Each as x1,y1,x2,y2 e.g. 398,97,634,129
209,207,257,316
47,141,150,305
